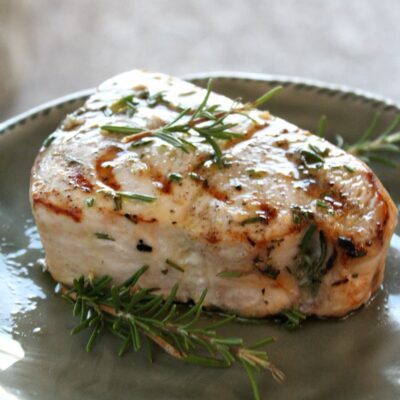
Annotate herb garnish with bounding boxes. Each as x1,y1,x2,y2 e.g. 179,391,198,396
110,94,139,115
315,199,328,209
316,112,400,168
281,309,307,329
295,224,328,288
216,271,242,278
62,266,284,400
102,80,283,168
189,172,205,182
147,91,167,108
241,216,267,226
316,199,335,216
130,139,154,148
113,195,123,211
116,191,157,203
94,232,115,241
299,149,325,169
86,197,95,207
179,90,197,97
98,188,157,206
168,173,183,182
246,169,268,179
308,143,330,157
300,223,317,253
291,205,313,225
343,165,355,173
344,113,400,167
102,125,145,135
43,134,56,148
316,115,327,137
165,259,184,272
250,86,283,109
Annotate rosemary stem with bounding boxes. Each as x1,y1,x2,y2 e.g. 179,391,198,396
121,131,152,143
63,286,186,359
347,132,399,155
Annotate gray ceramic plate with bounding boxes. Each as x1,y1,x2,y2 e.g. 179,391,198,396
0,73,399,400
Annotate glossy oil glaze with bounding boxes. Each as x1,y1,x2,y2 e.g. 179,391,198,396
0,220,46,371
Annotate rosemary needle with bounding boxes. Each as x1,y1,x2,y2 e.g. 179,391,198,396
316,115,327,137
251,86,283,109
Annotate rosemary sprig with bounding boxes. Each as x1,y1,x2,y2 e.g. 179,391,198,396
317,112,400,167
101,80,282,168
62,266,284,400
345,113,400,166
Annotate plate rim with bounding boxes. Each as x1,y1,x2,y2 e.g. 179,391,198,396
1,71,400,399
1,72,399,135
184,71,400,111
0,89,94,135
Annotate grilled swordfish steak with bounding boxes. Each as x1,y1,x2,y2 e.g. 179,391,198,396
30,70,397,318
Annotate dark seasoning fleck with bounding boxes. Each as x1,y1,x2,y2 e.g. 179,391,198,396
136,239,153,252
260,265,280,279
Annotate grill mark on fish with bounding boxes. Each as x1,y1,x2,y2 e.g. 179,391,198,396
223,123,267,150
189,171,230,202
206,185,230,202
337,237,367,258
259,203,277,223
247,236,256,246
147,167,173,194
205,230,220,244
68,172,94,192
33,195,82,222
95,146,122,190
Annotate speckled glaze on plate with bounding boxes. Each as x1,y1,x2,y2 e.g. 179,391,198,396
0,73,399,400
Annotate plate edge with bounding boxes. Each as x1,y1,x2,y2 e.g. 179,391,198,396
1,73,399,135
0,89,94,135
184,71,400,111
